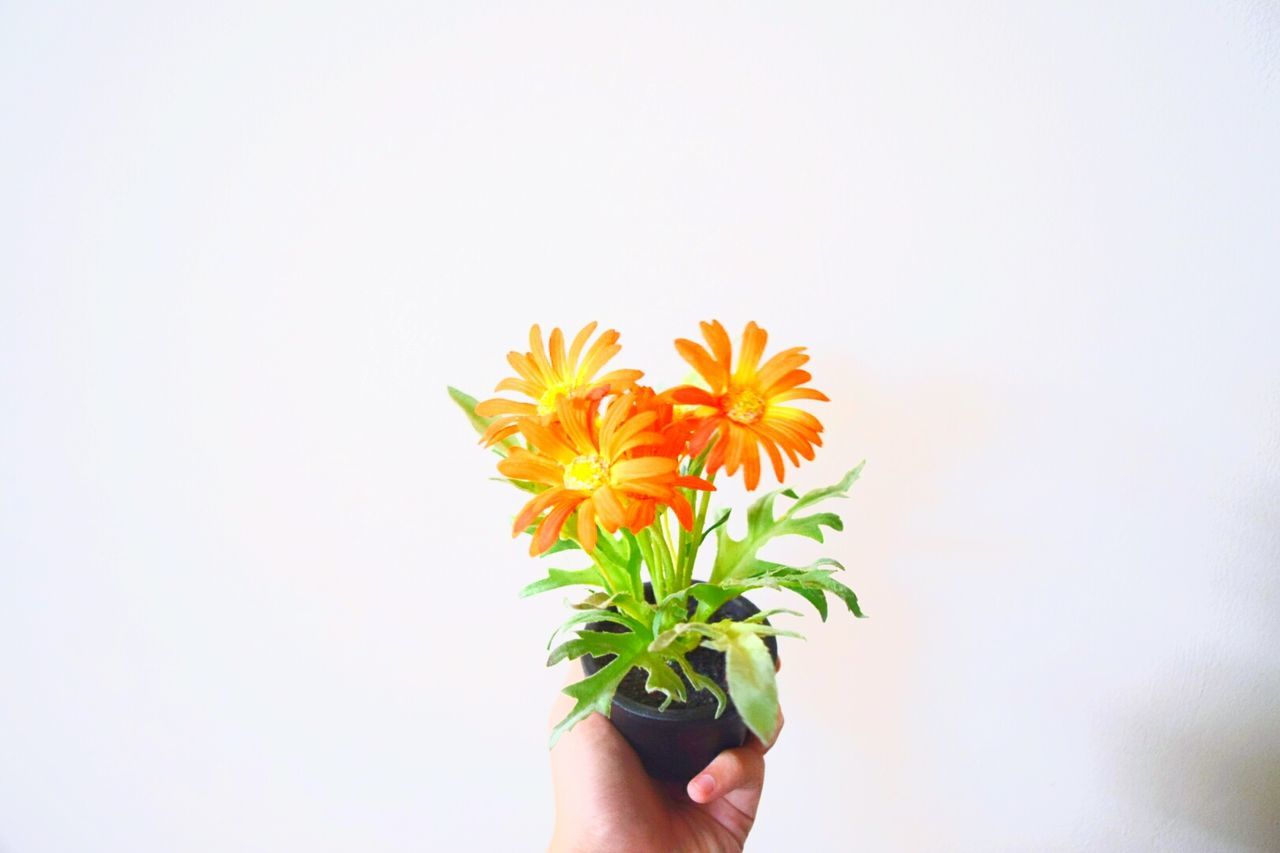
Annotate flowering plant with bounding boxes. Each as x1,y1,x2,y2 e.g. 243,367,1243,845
449,321,864,747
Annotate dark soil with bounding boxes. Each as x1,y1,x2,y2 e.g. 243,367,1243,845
583,589,778,713
616,637,729,710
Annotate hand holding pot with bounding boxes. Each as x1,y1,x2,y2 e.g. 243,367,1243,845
547,662,783,853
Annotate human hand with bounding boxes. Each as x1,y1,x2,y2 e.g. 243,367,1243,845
547,662,783,853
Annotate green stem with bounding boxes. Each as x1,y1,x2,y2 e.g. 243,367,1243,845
650,519,676,598
637,527,664,602
584,533,649,624
659,510,678,590
675,436,718,590
682,474,716,589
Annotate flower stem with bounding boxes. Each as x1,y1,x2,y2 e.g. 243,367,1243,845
684,474,715,589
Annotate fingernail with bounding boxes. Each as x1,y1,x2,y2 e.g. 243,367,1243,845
691,773,716,798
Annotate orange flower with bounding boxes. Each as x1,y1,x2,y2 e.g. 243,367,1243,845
669,320,827,490
497,394,712,555
475,322,643,446
618,386,701,530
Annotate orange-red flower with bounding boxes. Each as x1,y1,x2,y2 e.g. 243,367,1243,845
669,321,827,490
617,386,701,530
475,323,642,446
497,394,712,555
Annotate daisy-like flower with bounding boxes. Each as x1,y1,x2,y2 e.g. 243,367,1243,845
475,322,643,446
497,394,712,555
669,320,828,490
617,386,701,531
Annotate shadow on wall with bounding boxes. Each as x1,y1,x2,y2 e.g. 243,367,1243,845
1127,667,1280,850
1121,469,1280,850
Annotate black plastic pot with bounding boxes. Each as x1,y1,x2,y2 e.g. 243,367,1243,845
581,586,779,782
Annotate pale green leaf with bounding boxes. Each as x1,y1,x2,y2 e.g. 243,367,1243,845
519,567,605,598
547,609,648,649
546,629,643,666
673,653,728,718
701,623,780,743
711,463,865,583
447,386,517,455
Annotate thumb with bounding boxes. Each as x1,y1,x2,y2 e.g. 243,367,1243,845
685,738,767,839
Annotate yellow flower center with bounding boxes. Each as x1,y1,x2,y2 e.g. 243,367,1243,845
725,387,766,425
564,454,608,491
537,384,572,416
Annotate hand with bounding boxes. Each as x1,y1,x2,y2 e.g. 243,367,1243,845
548,662,783,853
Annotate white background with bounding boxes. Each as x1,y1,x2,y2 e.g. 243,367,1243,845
3,2,1278,851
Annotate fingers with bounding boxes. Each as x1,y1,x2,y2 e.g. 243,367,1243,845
686,739,766,805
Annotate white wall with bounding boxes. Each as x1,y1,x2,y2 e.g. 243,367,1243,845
2,2,1277,851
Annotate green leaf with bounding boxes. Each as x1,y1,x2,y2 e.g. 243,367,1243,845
790,570,863,618
648,628,681,653
688,583,742,619
447,386,517,455
541,538,581,556
789,461,865,512
694,559,865,621
711,463,865,583
490,476,542,493
700,623,780,743
519,567,605,598
699,508,731,545
569,591,637,612
719,621,805,641
636,656,688,706
546,629,640,666
746,607,805,623
550,654,634,747
521,523,585,557
547,609,649,649
673,653,727,718
787,584,828,620
547,634,687,746
619,529,645,601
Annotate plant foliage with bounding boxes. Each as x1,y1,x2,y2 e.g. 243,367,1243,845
449,321,867,748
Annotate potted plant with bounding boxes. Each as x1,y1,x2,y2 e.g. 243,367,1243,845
449,320,865,781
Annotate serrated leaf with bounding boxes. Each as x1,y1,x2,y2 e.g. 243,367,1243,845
790,571,864,618
695,558,865,621
519,567,605,598
787,584,828,620
547,641,688,746
673,653,728,718
636,655,687,705
546,629,642,666
711,463,864,583
549,655,634,747
789,461,865,512
547,609,648,649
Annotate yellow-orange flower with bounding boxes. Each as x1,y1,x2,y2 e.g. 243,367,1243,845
475,322,643,446
497,394,712,555
669,320,828,490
